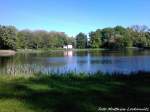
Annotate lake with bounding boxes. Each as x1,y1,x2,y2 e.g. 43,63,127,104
1,49,150,75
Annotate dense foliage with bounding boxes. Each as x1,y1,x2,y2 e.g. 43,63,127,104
76,25,150,49
0,25,75,50
76,33,88,48
16,30,75,49
0,25,17,50
0,25,150,50
89,29,102,48
17,30,76,49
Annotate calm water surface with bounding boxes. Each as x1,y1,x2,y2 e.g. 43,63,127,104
1,49,150,75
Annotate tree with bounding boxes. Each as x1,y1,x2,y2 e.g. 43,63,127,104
67,37,76,47
0,25,17,50
114,26,127,35
16,30,34,49
1,24,150,50
131,25,149,33
89,29,102,48
101,28,115,48
48,32,68,48
16,30,71,49
129,25,150,48
113,34,132,48
76,33,87,49
32,30,48,49
114,26,133,48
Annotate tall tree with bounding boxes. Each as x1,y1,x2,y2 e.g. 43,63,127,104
0,25,17,50
76,33,87,49
129,25,149,47
89,29,102,48
114,26,133,48
16,30,34,49
101,28,115,48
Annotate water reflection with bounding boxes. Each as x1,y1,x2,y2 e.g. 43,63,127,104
1,49,150,75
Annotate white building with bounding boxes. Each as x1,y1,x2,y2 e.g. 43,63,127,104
63,45,73,49
67,45,73,49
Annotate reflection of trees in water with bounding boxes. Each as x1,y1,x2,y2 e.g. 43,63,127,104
0,56,15,69
75,51,89,56
86,49,141,57
13,53,42,64
0,53,68,75
75,50,134,57
0,56,15,75
1,49,150,75
0,57,11,68
0,54,32,75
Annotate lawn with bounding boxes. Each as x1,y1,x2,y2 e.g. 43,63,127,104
0,72,150,112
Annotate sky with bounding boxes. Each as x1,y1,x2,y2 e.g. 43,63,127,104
0,0,150,36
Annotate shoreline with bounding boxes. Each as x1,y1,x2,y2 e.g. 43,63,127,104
0,50,16,56
0,47,147,55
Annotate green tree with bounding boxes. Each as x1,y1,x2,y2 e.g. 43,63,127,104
76,33,87,49
0,25,17,50
32,30,48,49
101,28,115,48
89,29,102,48
16,30,34,49
129,25,149,48
48,32,67,48
67,37,76,47
114,26,133,48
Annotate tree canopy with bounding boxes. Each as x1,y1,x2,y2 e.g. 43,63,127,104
76,33,88,49
0,25,17,50
0,25,150,50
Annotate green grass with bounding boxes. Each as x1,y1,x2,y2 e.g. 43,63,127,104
0,72,150,112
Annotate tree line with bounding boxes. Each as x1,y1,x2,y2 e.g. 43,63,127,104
0,25,150,50
76,25,150,49
0,25,75,50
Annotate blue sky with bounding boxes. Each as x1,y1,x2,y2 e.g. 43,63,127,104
0,0,150,36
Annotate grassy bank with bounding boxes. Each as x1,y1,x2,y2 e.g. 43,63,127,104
0,72,150,112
